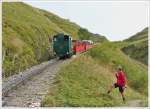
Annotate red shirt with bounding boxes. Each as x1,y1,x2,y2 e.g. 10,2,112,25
115,71,126,86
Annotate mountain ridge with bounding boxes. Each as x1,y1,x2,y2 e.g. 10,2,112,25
121,27,148,65
124,27,148,41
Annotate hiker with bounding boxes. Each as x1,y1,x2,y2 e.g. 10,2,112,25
107,66,127,102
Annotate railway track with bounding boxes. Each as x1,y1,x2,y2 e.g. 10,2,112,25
2,58,58,97
2,57,73,107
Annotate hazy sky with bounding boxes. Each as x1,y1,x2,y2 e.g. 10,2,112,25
24,1,149,41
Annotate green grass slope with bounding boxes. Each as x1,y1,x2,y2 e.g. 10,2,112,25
42,42,147,107
121,27,148,65
2,2,107,77
89,42,147,95
125,27,148,41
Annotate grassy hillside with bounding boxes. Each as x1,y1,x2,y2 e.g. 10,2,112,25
121,27,148,65
89,42,147,95
90,34,108,43
2,2,107,77
125,27,148,41
42,42,147,107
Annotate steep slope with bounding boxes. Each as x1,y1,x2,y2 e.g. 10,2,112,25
40,10,107,41
42,42,147,107
121,27,148,65
125,27,148,41
90,34,108,43
2,2,107,77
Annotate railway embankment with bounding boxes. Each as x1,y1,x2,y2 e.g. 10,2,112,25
2,59,57,98
2,56,75,107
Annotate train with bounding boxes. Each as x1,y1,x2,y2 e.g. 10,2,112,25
52,33,93,59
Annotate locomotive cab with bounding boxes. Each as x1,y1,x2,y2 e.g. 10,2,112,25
53,33,73,59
